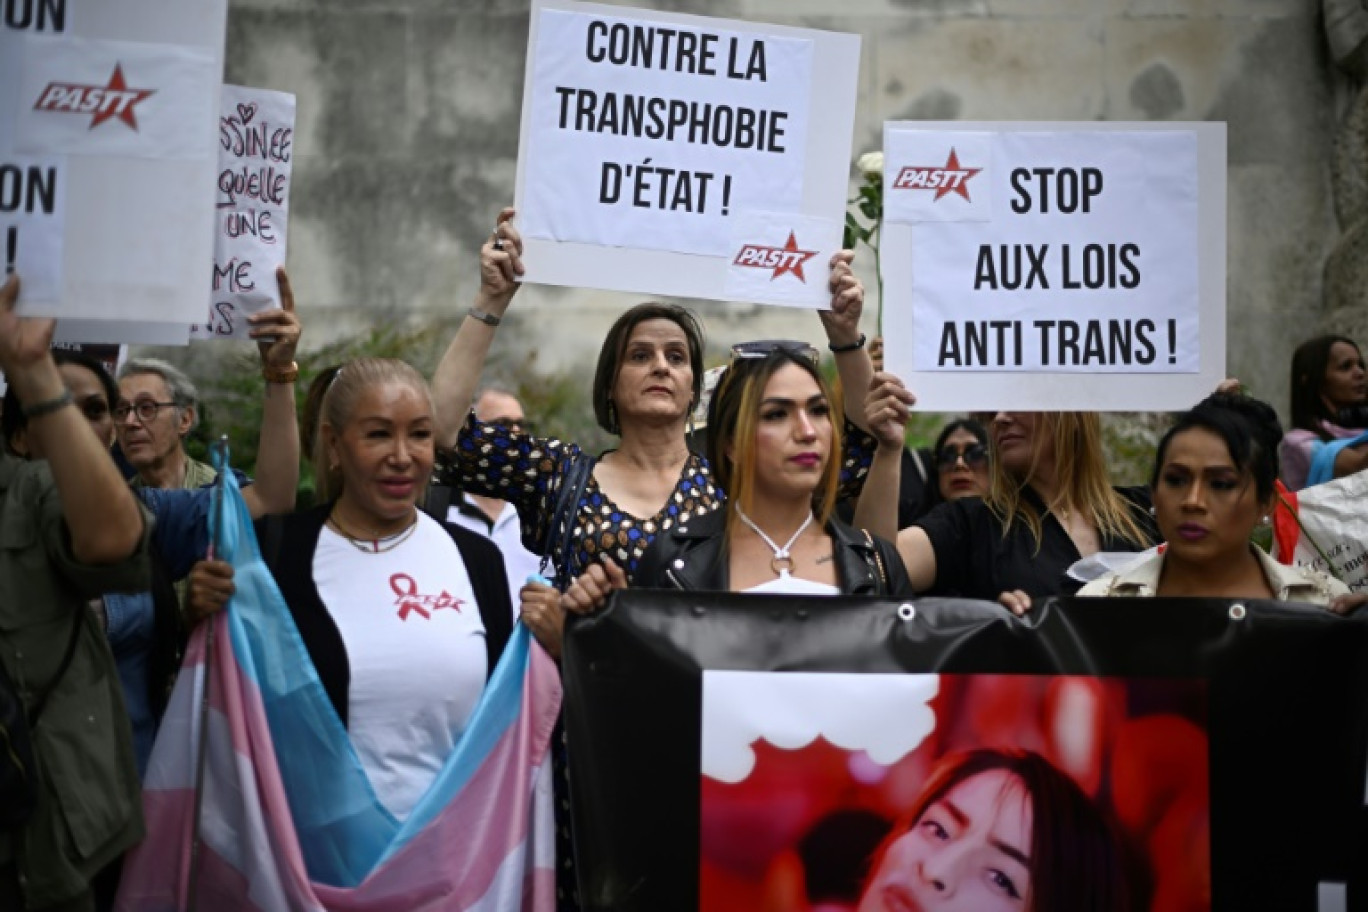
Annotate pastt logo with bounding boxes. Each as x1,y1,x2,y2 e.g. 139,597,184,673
733,231,818,282
892,148,982,202
33,63,156,131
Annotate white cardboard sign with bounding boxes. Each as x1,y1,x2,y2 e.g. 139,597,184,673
0,0,226,333
192,84,295,340
881,122,1226,412
514,0,859,305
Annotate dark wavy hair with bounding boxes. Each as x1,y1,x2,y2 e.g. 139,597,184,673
1151,392,1283,503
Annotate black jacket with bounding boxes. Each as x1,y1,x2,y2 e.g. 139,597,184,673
255,503,514,727
633,508,914,597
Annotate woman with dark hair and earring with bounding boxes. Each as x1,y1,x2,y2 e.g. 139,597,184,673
1081,392,1352,607
428,207,880,588
1280,334,1368,489
857,748,1128,912
563,343,912,602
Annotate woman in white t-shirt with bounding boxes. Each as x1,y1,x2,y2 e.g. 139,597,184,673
188,358,512,820
564,343,912,604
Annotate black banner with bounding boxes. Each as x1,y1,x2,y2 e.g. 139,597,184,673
563,594,1368,911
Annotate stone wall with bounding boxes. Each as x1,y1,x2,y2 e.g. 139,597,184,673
224,0,1343,419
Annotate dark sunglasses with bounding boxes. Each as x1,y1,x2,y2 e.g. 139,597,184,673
937,443,989,468
729,339,820,367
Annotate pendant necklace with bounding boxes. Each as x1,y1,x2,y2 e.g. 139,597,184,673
734,506,814,578
327,509,419,554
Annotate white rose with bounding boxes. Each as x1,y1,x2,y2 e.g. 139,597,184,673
857,151,884,179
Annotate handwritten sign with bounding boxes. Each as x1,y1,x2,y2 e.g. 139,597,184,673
881,122,1227,412
0,0,226,332
192,85,295,340
514,0,859,304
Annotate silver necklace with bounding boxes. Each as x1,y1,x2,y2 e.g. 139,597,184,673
734,505,814,578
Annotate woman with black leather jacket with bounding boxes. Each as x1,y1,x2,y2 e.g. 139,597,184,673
563,343,912,608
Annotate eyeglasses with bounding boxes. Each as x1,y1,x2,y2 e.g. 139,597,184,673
729,340,820,367
113,400,178,423
937,443,989,469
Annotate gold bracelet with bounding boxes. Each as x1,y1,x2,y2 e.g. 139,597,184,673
262,361,299,384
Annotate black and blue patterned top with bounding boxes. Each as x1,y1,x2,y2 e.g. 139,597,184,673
433,412,875,584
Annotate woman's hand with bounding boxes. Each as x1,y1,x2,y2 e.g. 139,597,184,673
519,578,566,658
997,589,1032,617
186,559,236,625
250,267,301,371
562,558,628,615
1329,591,1368,616
478,207,525,312
817,250,864,348
865,371,915,450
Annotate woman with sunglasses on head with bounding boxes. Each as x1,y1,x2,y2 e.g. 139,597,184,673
929,418,991,506
428,208,880,590
1079,392,1355,609
858,375,1156,613
1280,335,1368,490
564,345,912,603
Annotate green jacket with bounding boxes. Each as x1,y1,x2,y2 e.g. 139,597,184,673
0,453,150,909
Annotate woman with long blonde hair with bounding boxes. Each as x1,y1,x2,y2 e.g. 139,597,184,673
859,376,1155,611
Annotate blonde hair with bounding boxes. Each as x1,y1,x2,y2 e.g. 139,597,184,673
311,358,434,504
707,351,842,538
984,412,1149,551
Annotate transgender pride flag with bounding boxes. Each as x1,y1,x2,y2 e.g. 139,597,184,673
117,467,561,911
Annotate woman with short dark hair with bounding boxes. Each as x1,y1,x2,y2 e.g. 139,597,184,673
428,208,879,587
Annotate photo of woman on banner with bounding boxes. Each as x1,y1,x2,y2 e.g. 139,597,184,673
1080,392,1354,608
1279,334,1368,489
856,375,1155,610
429,207,880,592
856,748,1127,912
566,342,912,602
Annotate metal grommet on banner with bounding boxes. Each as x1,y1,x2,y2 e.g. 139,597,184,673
897,603,917,622
691,605,706,617
1228,603,1247,621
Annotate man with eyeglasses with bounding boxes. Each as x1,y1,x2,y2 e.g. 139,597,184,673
439,387,544,621
114,358,218,492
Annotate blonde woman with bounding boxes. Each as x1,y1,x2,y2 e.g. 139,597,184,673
859,375,1155,611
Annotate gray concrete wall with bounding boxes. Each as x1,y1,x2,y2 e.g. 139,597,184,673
224,0,1344,418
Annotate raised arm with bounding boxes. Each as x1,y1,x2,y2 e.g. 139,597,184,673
852,371,915,542
818,250,875,430
0,276,143,563
243,266,302,517
433,207,524,448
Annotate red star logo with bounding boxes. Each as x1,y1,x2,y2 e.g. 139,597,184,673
770,232,817,282
89,64,155,130
933,149,981,201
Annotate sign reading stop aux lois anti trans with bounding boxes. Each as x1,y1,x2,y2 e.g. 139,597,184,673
880,122,1227,412
513,0,858,308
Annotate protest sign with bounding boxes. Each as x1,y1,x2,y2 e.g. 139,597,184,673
0,0,226,334
564,592,1368,912
881,122,1226,411
192,85,295,340
514,0,858,305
